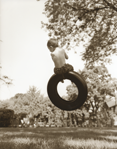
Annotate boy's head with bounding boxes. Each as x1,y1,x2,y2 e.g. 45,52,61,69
47,38,58,52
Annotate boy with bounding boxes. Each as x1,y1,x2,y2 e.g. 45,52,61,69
47,38,74,82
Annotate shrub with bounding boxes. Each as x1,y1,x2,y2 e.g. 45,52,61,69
0,109,14,127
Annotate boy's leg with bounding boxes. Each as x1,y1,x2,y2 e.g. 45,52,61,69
54,67,64,83
54,64,74,83
61,74,64,83
61,80,64,83
60,64,74,83
66,64,74,84
59,64,74,83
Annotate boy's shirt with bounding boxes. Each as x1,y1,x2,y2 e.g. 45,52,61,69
51,48,68,68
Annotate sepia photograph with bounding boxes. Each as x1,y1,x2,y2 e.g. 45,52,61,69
0,0,117,148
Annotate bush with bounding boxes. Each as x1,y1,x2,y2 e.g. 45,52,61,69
0,109,14,127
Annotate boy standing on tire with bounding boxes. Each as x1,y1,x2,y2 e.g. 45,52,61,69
47,38,74,82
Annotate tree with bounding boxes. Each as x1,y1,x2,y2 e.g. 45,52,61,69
66,64,117,122
6,86,53,120
66,82,78,101
0,64,12,85
42,0,117,67
8,86,43,115
83,64,117,113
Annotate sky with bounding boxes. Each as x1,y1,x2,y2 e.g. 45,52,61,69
0,0,117,100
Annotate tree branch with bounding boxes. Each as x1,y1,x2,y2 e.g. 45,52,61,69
65,2,108,13
90,100,95,112
103,0,117,11
0,77,12,85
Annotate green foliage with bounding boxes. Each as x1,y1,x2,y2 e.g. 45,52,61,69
42,0,117,67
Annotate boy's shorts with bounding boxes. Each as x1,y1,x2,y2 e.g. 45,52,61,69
54,63,74,75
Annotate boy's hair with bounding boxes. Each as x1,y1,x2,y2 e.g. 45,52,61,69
47,38,58,48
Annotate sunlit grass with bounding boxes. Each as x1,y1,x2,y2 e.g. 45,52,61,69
63,137,117,149
101,135,117,141
0,127,117,149
0,137,62,149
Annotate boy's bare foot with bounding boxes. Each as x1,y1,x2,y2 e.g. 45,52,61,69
61,80,64,83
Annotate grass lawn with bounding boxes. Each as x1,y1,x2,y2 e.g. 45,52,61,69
0,127,117,149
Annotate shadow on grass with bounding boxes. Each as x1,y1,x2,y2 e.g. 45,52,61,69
0,127,117,141
1,128,117,149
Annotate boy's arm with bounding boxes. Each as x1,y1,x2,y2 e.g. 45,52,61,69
65,51,68,59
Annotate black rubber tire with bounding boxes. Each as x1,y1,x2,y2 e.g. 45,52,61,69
47,71,88,111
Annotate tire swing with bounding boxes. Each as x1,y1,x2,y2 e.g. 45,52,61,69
47,71,88,111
